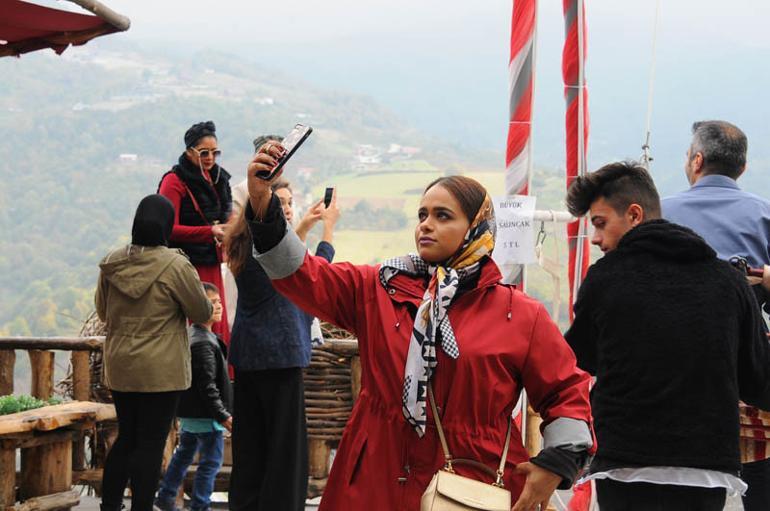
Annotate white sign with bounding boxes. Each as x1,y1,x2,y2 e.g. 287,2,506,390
492,195,537,266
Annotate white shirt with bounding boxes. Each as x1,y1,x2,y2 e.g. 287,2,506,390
581,466,747,496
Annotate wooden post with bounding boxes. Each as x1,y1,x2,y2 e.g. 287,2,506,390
0,350,15,396
350,356,362,401
28,350,54,400
308,438,331,479
71,351,91,402
0,447,15,507
19,439,72,499
71,351,91,471
525,405,543,457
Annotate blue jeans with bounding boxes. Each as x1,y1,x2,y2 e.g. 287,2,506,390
157,430,224,511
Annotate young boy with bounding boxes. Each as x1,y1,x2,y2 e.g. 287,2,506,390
155,282,232,511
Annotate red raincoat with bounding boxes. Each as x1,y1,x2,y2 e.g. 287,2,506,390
274,253,592,510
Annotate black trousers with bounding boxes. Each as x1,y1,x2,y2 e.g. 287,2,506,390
102,390,181,511
229,368,308,511
742,457,770,511
595,479,726,511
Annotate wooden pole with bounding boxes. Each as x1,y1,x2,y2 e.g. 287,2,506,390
0,350,15,396
64,0,131,31
0,447,15,507
525,405,543,457
28,351,54,400
308,438,331,479
15,489,80,511
70,351,91,471
350,356,362,401
71,351,91,402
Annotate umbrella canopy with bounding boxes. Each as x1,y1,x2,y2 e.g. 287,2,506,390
0,0,129,58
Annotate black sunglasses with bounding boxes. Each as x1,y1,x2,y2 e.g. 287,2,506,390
191,147,222,158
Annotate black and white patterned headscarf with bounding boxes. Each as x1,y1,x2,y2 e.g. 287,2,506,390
379,195,495,437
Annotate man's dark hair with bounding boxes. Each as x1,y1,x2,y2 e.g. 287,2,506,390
566,161,661,219
690,120,747,179
201,282,220,295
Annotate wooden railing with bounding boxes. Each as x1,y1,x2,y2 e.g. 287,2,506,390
0,336,104,400
0,336,114,511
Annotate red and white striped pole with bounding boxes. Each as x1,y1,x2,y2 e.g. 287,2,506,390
562,0,590,319
505,0,537,286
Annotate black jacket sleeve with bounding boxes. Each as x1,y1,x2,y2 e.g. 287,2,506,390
245,193,287,253
530,446,589,490
191,342,230,423
737,279,770,410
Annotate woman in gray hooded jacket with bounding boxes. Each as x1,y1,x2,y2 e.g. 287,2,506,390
96,194,212,511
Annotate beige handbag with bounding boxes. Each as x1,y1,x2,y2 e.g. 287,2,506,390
420,384,513,511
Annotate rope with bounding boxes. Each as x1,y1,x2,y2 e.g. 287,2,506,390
641,0,662,169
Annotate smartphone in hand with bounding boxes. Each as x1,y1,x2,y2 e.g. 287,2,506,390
324,187,334,208
255,124,313,180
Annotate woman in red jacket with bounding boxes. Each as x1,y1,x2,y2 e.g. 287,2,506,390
158,121,232,343
243,144,593,511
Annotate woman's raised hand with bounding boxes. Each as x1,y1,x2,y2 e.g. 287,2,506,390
510,462,561,511
321,189,340,243
296,200,325,242
247,142,286,219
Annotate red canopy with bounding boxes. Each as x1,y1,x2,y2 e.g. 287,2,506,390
0,0,128,58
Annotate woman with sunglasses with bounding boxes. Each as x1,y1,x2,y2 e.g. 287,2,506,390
159,121,233,344
239,146,594,511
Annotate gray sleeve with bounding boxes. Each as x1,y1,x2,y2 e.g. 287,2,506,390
252,227,308,280
543,417,593,452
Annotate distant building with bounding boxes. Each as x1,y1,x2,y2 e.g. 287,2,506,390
356,144,382,165
386,143,421,161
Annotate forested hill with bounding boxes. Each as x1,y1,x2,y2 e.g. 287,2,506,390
0,47,495,337
3,44,769,338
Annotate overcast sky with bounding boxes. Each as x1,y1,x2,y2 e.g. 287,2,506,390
34,0,770,182
50,0,768,49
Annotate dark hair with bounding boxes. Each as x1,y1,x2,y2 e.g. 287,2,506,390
271,179,292,194
202,282,220,295
253,134,283,153
690,120,747,179
184,121,216,148
424,175,487,222
566,161,661,219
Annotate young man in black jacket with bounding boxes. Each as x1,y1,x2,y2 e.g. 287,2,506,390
564,161,770,510
155,282,232,511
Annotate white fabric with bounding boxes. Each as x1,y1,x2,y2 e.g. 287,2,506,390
580,466,747,496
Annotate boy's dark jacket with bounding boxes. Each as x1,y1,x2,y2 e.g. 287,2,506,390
566,219,770,474
178,324,232,423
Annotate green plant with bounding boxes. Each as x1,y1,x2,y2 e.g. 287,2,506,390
0,394,62,416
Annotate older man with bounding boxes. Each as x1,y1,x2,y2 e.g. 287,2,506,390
663,120,770,510
565,161,770,510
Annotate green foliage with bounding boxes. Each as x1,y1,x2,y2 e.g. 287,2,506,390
0,394,62,416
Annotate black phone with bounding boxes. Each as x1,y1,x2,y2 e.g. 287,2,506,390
255,124,313,180
324,187,334,208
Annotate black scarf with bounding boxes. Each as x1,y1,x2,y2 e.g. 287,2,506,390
171,153,232,224
131,194,174,247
